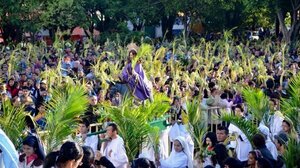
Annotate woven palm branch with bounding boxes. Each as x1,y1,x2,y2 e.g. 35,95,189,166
221,114,258,147
242,87,270,126
42,83,88,152
0,100,26,147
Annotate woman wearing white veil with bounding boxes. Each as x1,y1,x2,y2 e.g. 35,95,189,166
156,136,193,168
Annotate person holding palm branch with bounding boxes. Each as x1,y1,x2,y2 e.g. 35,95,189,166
120,44,153,102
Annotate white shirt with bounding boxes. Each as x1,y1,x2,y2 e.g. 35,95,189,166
266,139,278,160
102,135,128,168
228,124,252,162
83,135,99,153
270,111,284,138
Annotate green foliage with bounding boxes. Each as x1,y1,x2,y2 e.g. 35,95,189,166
133,43,153,68
105,0,162,27
221,114,258,147
42,83,88,152
101,93,170,161
99,22,145,44
0,100,26,147
242,87,270,126
283,137,300,168
281,73,300,133
40,0,89,30
186,98,207,152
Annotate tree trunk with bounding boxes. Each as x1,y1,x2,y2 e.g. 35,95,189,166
277,10,291,44
133,22,144,31
161,15,176,41
277,3,300,50
275,17,280,37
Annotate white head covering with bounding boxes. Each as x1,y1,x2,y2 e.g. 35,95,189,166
174,136,193,168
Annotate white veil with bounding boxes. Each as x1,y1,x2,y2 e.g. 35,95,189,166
174,136,193,168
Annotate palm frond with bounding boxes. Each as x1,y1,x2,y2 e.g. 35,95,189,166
281,73,300,132
0,100,26,147
242,87,269,125
186,98,207,152
133,43,153,68
101,93,170,161
283,137,300,168
221,114,258,147
42,83,88,152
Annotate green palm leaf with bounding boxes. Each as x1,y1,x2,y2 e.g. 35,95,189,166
42,83,88,152
283,137,300,168
186,98,207,152
221,114,258,147
0,100,26,147
242,87,269,125
101,93,170,161
281,73,300,133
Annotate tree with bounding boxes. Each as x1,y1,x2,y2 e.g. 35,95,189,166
0,0,42,44
39,0,89,39
104,0,162,31
275,0,300,47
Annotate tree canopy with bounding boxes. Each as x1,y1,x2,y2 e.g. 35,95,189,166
0,0,298,44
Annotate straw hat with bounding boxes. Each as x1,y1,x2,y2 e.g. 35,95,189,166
127,43,139,53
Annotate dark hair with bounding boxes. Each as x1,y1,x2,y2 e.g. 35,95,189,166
252,134,266,149
282,119,291,128
108,123,118,132
266,78,274,89
223,157,242,167
56,141,83,167
78,146,95,168
220,92,228,99
249,150,262,161
257,158,272,168
44,151,59,168
217,126,229,135
132,158,156,168
211,144,229,167
203,89,209,98
208,82,215,89
22,86,30,90
129,50,137,56
79,119,90,128
203,132,218,147
22,135,45,160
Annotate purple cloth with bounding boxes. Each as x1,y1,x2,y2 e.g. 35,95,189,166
121,63,151,100
233,95,243,104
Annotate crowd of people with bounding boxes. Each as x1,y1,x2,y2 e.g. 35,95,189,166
0,36,300,168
